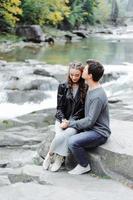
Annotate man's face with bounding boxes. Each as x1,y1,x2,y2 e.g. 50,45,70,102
82,65,88,80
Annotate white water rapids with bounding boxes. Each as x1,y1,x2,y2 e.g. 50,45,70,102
0,62,132,121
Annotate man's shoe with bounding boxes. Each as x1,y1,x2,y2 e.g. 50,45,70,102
68,164,91,175
50,154,64,172
43,153,52,170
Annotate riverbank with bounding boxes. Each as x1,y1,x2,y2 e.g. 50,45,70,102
0,108,133,196
0,24,133,54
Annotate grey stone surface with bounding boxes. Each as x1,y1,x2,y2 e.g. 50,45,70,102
0,176,10,186
0,108,133,196
87,119,133,185
0,165,133,200
16,25,45,42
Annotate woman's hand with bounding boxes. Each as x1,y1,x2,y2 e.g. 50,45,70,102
60,120,69,129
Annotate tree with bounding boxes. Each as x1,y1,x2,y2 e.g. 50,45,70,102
0,0,22,30
21,0,70,26
94,0,111,24
65,0,97,29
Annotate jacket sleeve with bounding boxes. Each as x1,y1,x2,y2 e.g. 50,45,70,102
68,98,103,130
55,84,66,122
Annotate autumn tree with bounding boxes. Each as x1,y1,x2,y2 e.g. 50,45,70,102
0,0,22,31
21,0,70,26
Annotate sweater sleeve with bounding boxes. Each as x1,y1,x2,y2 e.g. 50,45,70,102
68,98,103,130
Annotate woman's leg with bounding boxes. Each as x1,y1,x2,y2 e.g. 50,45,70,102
50,120,77,157
49,121,77,172
43,121,62,170
43,120,77,171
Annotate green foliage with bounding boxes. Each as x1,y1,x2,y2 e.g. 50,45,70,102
94,0,111,24
0,0,22,31
67,0,97,28
0,0,108,31
21,0,97,28
21,0,70,26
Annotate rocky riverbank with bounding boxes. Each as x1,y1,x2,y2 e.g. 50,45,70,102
0,24,133,54
0,107,133,199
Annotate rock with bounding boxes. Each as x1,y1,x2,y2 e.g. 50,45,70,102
44,37,54,45
64,35,72,43
33,69,53,77
0,170,132,200
108,99,121,104
101,72,121,83
5,76,58,91
0,176,10,186
37,125,55,159
16,25,45,43
72,30,87,38
0,60,7,66
7,90,47,104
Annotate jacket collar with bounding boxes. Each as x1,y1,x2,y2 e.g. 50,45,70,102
65,82,80,102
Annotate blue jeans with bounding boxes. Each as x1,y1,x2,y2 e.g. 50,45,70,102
68,130,107,167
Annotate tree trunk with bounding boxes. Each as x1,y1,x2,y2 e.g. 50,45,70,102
111,0,119,25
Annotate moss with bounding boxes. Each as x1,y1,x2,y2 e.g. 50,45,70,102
0,120,14,129
90,172,111,180
0,33,23,43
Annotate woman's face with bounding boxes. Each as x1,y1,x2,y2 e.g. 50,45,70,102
69,68,82,83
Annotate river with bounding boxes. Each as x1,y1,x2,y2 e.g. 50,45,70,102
0,34,133,121
1,36,133,65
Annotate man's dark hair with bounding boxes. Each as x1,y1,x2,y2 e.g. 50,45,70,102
86,60,104,82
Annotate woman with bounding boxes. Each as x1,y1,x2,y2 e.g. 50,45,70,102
43,61,87,172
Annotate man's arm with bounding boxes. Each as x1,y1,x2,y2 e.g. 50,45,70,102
68,98,103,130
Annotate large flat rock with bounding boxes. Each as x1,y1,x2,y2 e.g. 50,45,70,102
0,165,133,200
89,119,133,186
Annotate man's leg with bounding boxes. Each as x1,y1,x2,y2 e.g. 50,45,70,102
68,131,107,172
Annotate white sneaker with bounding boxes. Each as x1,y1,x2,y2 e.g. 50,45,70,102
43,153,52,170
68,164,91,175
50,154,64,172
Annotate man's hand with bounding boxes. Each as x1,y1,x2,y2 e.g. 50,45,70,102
60,119,69,129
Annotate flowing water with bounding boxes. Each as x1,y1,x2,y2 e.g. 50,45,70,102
0,35,133,121
1,36,133,65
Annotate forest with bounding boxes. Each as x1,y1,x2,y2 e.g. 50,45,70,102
0,0,126,32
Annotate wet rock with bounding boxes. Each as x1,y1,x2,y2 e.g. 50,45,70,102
33,69,53,77
72,30,87,38
5,76,58,91
0,175,10,186
7,90,47,104
0,60,7,66
16,25,45,43
108,99,121,104
64,34,72,43
101,72,124,83
44,37,54,45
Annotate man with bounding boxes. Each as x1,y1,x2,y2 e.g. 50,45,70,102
61,60,111,175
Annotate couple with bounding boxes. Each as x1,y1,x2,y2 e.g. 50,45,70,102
43,59,111,175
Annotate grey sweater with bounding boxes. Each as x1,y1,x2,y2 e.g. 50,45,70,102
69,87,111,138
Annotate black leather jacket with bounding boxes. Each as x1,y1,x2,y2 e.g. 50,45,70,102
55,82,87,122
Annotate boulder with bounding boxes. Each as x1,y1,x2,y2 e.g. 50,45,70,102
72,30,88,38
16,25,45,43
33,69,54,77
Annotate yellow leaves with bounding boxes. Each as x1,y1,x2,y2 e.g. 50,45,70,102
46,0,70,25
48,11,64,25
10,0,21,4
65,0,69,4
1,0,22,27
